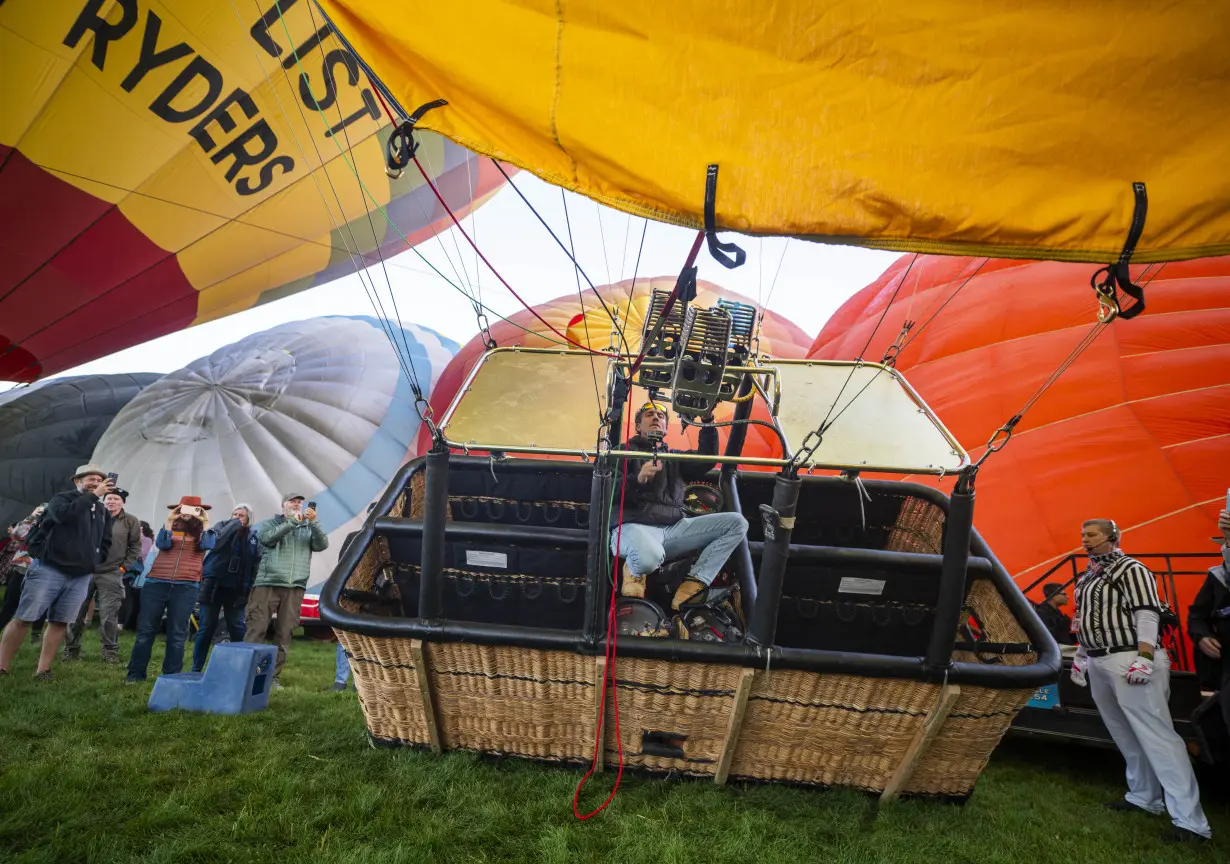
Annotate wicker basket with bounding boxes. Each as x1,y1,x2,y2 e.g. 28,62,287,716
335,467,1043,799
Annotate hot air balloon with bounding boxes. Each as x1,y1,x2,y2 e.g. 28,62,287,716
91,316,458,592
321,0,1230,263
419,276,813,455
306,0,1160,801
0,0,502,382
0,373,160,529
807,255,1230,622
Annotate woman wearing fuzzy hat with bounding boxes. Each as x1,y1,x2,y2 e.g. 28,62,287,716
126,496,216,684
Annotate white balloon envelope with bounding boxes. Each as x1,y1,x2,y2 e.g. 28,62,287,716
93,316,458,590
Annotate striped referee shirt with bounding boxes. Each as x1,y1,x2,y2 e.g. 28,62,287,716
1074,550,1161,652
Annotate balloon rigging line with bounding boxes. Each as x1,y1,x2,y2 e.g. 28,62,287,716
269,0,568,351
621,220,650,344
596,201,612,289
488,160,633,355
562,191,607,418
238,0,425,398
303,0,435,396
896,257,989,357
800,253,919,460
409,156,621,359
268,0,571,369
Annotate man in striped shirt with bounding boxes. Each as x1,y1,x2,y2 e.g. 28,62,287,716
1070,518,1211,844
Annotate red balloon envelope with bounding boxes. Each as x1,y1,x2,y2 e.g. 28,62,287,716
807,255,1230,625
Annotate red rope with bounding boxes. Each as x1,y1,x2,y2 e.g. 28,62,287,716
365,73,614,356
572,393,635,819
411,155,621,357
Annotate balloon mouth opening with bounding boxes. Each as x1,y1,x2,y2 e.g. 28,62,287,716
138,347,297,444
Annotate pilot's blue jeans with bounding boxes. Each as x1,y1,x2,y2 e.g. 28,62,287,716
610,512,748,583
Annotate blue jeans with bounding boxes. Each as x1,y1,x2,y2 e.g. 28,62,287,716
335,642,351,686
191,588,247,673
610,512,749,584
127,579,198,681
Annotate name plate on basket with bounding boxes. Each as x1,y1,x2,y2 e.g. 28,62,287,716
466,550,508,569
837,577,886,596
1027,683,1060,709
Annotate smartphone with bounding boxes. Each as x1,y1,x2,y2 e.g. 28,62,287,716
306,500,317,511
107,472,119,483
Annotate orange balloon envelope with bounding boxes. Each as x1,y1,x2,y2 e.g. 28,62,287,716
0,0,504,382
806,255,1230,623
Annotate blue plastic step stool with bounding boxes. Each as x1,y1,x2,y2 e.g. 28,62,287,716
148,642,278,715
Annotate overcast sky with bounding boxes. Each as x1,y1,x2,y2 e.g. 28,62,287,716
2,174,898,389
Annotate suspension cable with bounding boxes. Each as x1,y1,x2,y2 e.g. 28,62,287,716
235,0,426,401
968,262,1169,473
490,160,633,355
791,253,919,469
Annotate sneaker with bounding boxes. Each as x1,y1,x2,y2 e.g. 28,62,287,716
1161,826,1209,844
332,681,348,692
272,678,284,690
33,669,53,682
61,651,81,662
125,676,144,685
0,668,8,677
1103,800,1151,814
100,654,121,665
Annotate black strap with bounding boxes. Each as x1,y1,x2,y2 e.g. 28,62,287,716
703,164,746,269
386,99,448,173
1093,182,1149,321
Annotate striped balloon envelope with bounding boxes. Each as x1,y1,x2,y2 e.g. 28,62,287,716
0,0,502,382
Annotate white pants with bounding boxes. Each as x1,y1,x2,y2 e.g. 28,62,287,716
1088,651,1212,838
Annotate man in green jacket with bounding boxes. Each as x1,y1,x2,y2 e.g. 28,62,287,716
243,493,328,686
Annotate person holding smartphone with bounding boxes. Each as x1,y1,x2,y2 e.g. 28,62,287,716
126,496,216,683
0,465,114,681
63,483,142,663
243,494,328,687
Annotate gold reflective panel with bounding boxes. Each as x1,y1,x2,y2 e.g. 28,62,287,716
440,348,608,453
770,360,967,475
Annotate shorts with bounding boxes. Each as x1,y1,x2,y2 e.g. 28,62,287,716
15,560,93,624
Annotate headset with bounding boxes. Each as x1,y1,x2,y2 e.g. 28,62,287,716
1108,519,1120,542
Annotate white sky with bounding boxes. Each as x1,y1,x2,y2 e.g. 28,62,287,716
2,174,897,388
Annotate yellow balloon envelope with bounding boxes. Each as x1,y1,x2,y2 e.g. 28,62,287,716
0,0,503,381
321,0,1230,264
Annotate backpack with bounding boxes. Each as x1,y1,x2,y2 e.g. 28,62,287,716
22,509,53,560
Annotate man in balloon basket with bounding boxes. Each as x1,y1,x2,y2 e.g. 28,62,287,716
610,401,748,641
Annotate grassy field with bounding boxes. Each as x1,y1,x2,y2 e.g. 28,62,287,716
1,626,1227,864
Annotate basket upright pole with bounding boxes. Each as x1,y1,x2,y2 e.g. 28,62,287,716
583,458,614,646
747,471,801,648
926,472,975,671
418,448,450,620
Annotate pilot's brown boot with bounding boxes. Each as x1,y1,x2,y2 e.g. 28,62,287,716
671,577,706,610
621,563,647,598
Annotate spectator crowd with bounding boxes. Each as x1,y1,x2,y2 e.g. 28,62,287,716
0,464,335,691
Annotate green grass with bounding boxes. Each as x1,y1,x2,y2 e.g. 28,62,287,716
1,626,1227,864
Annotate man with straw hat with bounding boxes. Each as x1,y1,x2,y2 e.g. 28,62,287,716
0,464,115,681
